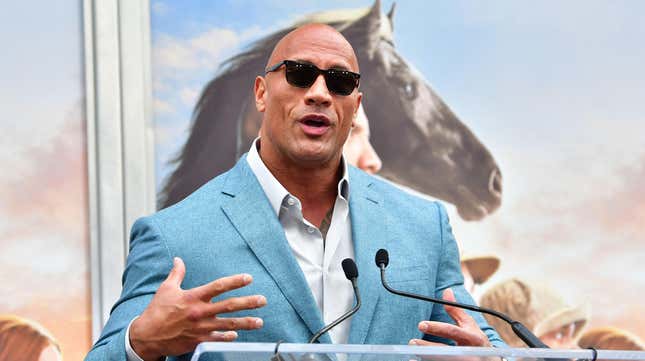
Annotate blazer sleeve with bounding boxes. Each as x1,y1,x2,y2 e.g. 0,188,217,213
85,217,174,361
423,202,506,347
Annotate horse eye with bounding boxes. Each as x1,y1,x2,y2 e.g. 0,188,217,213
402,82,417,99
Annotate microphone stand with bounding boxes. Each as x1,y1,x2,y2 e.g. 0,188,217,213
301,259,361,361
309,278,361,344
375,249,549,349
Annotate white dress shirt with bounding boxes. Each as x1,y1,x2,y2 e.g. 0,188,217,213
246,139,355,344
125,139,355,360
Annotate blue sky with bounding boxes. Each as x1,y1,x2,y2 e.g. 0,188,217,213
151,1,645,336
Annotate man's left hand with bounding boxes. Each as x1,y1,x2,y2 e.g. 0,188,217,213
409,288,492,347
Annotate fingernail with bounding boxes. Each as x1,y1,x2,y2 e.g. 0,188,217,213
419,322,428,332
409,339,418,345
243,274,252,283
257,295,267,306
226,331,238,339
255,318,263,327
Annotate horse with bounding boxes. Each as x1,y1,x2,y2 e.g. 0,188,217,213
158,0,502,221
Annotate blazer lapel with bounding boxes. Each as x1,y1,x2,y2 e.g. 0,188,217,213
347,168,389,345
219,158,331,343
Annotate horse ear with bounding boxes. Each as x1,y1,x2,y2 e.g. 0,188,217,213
341,0,382,59
387,3,396,31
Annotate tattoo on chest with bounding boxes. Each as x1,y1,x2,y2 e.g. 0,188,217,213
319,207,334,243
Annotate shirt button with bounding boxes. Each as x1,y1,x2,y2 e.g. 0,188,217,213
307,227,315,234
287,197,295,206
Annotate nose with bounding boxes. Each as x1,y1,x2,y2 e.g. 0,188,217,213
304,74,332,107
488,167,502,198
359,141,382,174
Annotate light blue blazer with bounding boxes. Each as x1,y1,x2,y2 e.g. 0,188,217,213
86,156,503,360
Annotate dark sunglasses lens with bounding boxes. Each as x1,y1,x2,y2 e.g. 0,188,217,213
285,64,317,88
325,71,357,96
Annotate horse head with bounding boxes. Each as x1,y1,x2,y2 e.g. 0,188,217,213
341,1,502,220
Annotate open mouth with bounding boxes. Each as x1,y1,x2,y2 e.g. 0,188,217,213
298,114,331,136
300,114,331,127
303,118,328,127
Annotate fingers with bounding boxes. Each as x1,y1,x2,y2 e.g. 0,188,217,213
442,288,477,328
414,288,491,347
166,257,186,288
205,331,238,342
197,316,264,332
204,295,267,316
193,273,253,300
418,321,478,346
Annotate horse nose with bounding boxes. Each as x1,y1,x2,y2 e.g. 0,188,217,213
488,167,502,198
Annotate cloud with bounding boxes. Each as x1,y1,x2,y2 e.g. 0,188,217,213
179,87,200,106
152,26,263,74
0,102,87,241
449,144,645,339
0,101,90,318
153,97,175,115
576,155,645,236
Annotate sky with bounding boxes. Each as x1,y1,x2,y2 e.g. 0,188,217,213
0,1,92,360
150,0,645,341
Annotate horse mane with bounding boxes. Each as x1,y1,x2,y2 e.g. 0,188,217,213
158,2,390,209
157,29,287,208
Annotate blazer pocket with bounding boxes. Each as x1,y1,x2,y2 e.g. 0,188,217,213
386,265,432,284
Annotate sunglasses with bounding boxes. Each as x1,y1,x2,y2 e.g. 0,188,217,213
265,60,360,96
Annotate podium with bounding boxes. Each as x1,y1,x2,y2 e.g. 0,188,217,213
190,342,645,361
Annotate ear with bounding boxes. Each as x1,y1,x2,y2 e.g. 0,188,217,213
387,3,396,31
254,76,267,113
341,0,382,59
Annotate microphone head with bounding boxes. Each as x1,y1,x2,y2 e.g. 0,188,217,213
341,258,359,280
375,249,389,268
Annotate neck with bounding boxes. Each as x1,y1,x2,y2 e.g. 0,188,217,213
259,141,341,227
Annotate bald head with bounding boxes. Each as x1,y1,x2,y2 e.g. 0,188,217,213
267,24,360,72
254,22,362,175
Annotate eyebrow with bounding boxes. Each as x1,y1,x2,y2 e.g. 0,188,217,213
293,58,351,71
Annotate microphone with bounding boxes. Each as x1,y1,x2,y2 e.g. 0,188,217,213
298,259,361,361
308,258,361,343
375,249,549,349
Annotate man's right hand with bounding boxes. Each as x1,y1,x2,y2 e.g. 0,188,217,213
129,257,267,361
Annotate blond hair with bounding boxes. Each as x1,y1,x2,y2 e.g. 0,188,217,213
0,315,61,361
578,327,644,351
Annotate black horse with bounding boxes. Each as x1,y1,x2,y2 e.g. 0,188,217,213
158,0,502,221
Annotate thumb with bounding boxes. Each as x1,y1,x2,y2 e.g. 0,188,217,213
442,288,471,326
165,257,186,288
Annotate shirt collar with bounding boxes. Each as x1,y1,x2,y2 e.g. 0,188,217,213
246,138,350,216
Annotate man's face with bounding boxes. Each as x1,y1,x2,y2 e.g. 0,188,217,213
343,105,382,174
255,25,362,168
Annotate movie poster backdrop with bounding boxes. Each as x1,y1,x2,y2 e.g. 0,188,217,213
150,0,645,343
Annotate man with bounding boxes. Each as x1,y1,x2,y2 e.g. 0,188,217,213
342,104,382,175
86,24,502,361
